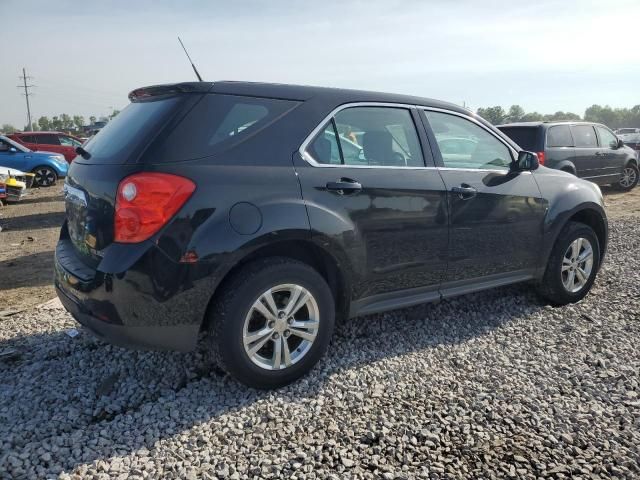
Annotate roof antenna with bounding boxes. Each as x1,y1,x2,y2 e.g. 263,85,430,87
178,36,203,82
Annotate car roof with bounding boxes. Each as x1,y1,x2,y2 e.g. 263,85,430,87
498,121,604,128
13,131,70,135
131,80,471,114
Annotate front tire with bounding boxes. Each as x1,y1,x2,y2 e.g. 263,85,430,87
614,163,638,191
207,257,335,389
536,221,600,305
32,166,58,187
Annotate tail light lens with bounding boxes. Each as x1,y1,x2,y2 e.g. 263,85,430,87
115,173,195,243
536,151,545,165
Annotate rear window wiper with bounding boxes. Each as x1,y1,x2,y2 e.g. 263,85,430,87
75,146,91,160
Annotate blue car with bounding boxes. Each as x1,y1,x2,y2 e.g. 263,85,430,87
0,135,68,187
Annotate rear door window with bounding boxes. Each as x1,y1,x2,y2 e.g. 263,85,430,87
546,125,574,147
571,125,598,147
497,127,539,151
307,121,342,165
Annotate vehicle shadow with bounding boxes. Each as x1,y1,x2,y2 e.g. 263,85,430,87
0,251,54,290
0,284,547,476
0,211,65,231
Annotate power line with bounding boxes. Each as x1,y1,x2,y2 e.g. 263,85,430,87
17,68,36,129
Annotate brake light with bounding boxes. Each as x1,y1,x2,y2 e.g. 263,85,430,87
536,151,545,165
114,173,196,243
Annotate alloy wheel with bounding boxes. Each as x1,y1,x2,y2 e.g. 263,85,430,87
243,284,320,370
561,237,594,293
35,167,56,187
619,166,637,188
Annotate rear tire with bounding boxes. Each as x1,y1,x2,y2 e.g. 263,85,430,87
207,257,335,389
32,166,58,187
536,221,600,305
614,162,638,191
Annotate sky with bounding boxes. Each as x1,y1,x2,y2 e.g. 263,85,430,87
1,0,639,128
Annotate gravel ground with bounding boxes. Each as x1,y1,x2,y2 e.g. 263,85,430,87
0,218,639,479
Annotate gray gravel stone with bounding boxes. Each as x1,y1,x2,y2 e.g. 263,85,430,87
1,219,639,479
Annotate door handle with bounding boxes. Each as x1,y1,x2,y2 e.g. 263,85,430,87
595,152,602,156
451,184,477,200
326,178,362,194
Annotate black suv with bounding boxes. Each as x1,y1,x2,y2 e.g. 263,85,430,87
498,121,639,191
55,82,608,388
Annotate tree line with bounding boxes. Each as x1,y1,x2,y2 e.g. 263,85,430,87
1,110,120,135
476,104,640,129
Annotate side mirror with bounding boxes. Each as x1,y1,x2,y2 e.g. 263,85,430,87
617,138,625,149
515,151,539,171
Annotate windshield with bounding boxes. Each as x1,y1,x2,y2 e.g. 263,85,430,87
0,136,30,153
621,133,640,142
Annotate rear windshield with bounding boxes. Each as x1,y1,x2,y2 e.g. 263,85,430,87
497,127,539,151
81,97,181,164
149,94,299,163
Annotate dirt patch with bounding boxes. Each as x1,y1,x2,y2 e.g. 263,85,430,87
0,186,64,311
0,181,638,312
601,185,640,219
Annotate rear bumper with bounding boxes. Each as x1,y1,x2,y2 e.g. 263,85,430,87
54,234,219,352
56,285,199,351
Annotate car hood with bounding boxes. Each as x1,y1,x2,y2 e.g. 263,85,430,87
533,165,603,204
533,165,575,179
0,166,28,176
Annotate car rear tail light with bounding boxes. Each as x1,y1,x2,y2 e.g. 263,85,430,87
536,151,545,165
115,173,195,243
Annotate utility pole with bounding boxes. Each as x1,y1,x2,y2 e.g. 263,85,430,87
17,68,35,130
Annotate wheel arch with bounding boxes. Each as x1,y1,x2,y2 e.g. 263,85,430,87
567,208,607,262
557,162,577,175
202,238,352,331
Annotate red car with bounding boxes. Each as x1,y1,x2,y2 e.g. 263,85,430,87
8,131,83,163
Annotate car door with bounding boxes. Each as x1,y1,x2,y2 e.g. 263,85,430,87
595,125,625,183
0,138,30,171
570,124,600,179
420,109,546,294
294,104,449,308
34,133,63,155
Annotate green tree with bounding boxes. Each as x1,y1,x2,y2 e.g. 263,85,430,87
72,115,85,131
544,111,581,121
60,113,74,131
476,106,506,125
51,116,62,131
89,115,97,124
505,105,525,123
31,122,39,131
109,109,120,119
520,112,544,122
38,116,51,131
584,105,617,128
1,124,17,134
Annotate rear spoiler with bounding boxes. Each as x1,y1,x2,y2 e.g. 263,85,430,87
128,82,213,101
